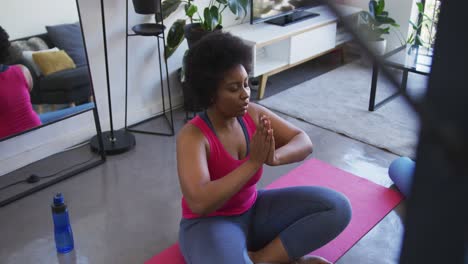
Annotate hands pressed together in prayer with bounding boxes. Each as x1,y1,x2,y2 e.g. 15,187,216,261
249,114,280,167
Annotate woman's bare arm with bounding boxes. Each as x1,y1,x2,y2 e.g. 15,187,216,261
17,64,33,91
248,103,313,166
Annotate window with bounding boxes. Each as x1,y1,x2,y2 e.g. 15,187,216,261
419,0,441,48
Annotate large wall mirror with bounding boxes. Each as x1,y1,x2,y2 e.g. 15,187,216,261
0,0,105,206
1,0,95,140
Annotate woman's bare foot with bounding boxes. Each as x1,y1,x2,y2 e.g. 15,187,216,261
293,255,332,264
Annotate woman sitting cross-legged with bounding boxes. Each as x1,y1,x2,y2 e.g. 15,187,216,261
176,31,352,264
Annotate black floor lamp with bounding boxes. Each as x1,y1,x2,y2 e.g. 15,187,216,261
90,0,136,155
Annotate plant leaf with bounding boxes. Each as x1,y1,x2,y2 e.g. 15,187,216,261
165,19,186,59
228,0,239,17
409,20,419,29
417,2,424,13
407,33,414,44
373,27,389,35
422,13,433,21
165,45,177,59
203,8,213,31
215,0,228,5
185,3,197,18
238,0,249,17
162,0,182,20
375,15,396,25
377,0,385,15
210,6,219,30
369,0,377,17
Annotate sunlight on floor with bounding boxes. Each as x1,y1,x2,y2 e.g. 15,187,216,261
342,148,394,187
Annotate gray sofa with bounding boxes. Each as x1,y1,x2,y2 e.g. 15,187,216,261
10,23,91,105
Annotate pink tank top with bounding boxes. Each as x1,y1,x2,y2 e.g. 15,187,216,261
181,112,262,219
0,65,41,139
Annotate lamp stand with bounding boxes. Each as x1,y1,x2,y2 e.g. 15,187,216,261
90,0,135,155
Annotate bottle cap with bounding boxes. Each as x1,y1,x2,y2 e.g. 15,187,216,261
53,193,64,206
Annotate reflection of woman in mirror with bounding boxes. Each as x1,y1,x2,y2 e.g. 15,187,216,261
0,26,41,139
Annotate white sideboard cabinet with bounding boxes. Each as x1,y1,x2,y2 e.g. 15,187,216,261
226,5,360,99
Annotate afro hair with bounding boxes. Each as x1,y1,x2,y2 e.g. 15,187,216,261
185,31,252,109
0,26,11,64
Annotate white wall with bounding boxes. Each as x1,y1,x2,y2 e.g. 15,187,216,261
1,0,80,39
340,0,417,52
0,0,247,176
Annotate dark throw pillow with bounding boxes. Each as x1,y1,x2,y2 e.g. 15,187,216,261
46,22,86,67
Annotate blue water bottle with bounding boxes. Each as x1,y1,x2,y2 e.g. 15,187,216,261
51,193,74,253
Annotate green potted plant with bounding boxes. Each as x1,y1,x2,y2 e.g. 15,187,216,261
407,2,436,48
358,0,399,55
162,0,249,59
159,0,247,114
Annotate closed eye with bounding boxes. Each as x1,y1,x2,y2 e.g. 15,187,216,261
228,83,243,91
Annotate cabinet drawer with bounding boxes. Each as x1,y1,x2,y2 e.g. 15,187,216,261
289,23,336,64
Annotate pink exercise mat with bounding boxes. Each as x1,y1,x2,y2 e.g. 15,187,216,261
145,158,403,264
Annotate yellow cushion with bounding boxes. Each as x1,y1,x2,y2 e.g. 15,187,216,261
32,50,76,76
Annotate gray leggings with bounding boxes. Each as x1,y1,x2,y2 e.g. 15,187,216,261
179,186,352,264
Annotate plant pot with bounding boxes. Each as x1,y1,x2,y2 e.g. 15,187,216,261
184,23,222,49
132,0,160,15
367,38,387,56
